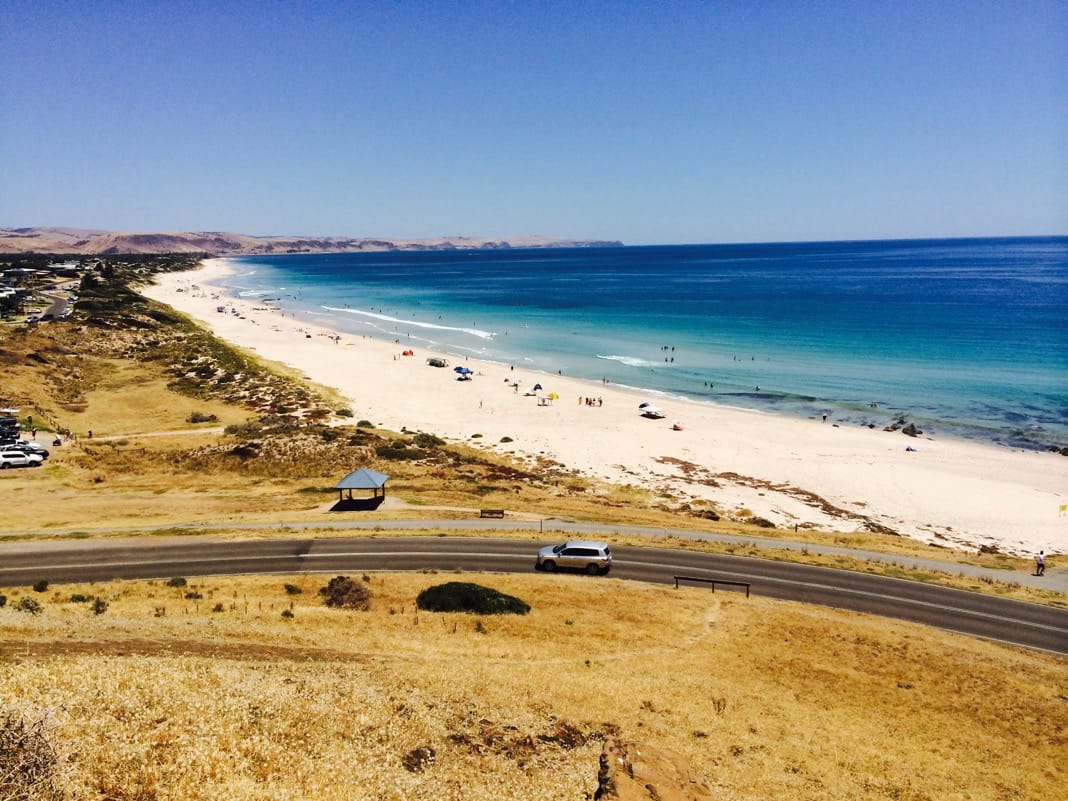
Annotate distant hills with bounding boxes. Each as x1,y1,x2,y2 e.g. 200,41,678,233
0,227,622,256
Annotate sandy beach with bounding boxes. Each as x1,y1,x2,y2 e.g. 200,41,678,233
142,259,1068,557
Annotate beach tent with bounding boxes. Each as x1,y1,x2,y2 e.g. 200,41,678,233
533,383,543,391
333,467,390,501
639,402,665,419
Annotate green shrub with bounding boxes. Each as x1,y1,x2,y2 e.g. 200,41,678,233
15,597,43,615
283,583,303,595
356,419,375,428
375,446,424,461
69,593,90,603
187,411,218,423
230,443,260,459
319,576,372,610
0,595,6,608
92,598,108,615
184,591,203,600
281,608,294,619
31,580,48,593
416,582,530,615
412,432,444,448
166,577,187,587
500,436,513,443
335,408,354,417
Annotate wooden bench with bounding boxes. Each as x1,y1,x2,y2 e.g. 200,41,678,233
479,509,505,519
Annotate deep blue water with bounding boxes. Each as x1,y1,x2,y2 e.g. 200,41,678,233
226,237,1068,450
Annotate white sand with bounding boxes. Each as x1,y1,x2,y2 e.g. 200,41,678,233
142,259,1068,557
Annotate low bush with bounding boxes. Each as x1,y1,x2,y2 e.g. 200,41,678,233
32,580,48,593
15,597,43,616
416,582,530,615
283,583,303,595
356,419,375,428
412,432,444,448
187,411,218,423
319,576,372,610
0,595,6,608
0,708,62,800
69,593,90,603
166,577,187,587
184,591,203,600
375,446,424,461
335,408,354,417
92,598,108,615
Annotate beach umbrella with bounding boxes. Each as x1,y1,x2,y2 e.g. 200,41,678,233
533,383,542,391
548,392,558,400
638,402,652,409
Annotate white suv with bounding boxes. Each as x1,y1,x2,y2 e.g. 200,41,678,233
0,450,43,469
535,540,612,575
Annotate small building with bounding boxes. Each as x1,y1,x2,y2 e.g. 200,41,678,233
331,468,390,511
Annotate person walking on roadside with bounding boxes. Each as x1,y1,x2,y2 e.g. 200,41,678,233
1035,551,1045,576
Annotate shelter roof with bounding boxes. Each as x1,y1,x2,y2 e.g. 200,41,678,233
334,467,390,490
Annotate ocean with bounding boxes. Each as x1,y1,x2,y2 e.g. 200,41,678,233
223,237,1068,451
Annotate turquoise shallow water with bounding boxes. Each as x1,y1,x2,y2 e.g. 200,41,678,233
225,237,1068,450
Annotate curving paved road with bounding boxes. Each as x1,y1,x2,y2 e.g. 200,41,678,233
1,536,1065,654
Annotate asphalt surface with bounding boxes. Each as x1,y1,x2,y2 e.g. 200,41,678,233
11,516,1065,592
1,535,1065,654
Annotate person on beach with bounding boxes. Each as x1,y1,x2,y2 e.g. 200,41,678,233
1036,551,1045,576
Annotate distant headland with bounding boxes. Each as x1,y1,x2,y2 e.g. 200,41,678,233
0,226,623,256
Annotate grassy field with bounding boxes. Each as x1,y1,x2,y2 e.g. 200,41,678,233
2,572,1065,800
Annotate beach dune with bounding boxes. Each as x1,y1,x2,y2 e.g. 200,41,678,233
142,259,1067,557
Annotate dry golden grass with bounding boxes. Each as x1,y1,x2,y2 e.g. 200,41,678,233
1,572,1065,800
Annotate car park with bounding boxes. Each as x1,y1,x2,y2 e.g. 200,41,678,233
0,450,43,468
535,540,612,575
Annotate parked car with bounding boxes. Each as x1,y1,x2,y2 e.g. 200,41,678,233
9,442,49,459
0,450,43,468
535,540,612,575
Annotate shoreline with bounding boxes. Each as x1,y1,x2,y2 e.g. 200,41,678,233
141,259,1068,557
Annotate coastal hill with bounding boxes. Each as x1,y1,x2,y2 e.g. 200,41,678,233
0,226,622,255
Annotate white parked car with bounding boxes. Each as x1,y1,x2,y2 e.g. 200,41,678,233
0,450,44,468
535,540,613,575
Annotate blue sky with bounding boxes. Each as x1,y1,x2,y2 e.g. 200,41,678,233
2,1,1065,244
